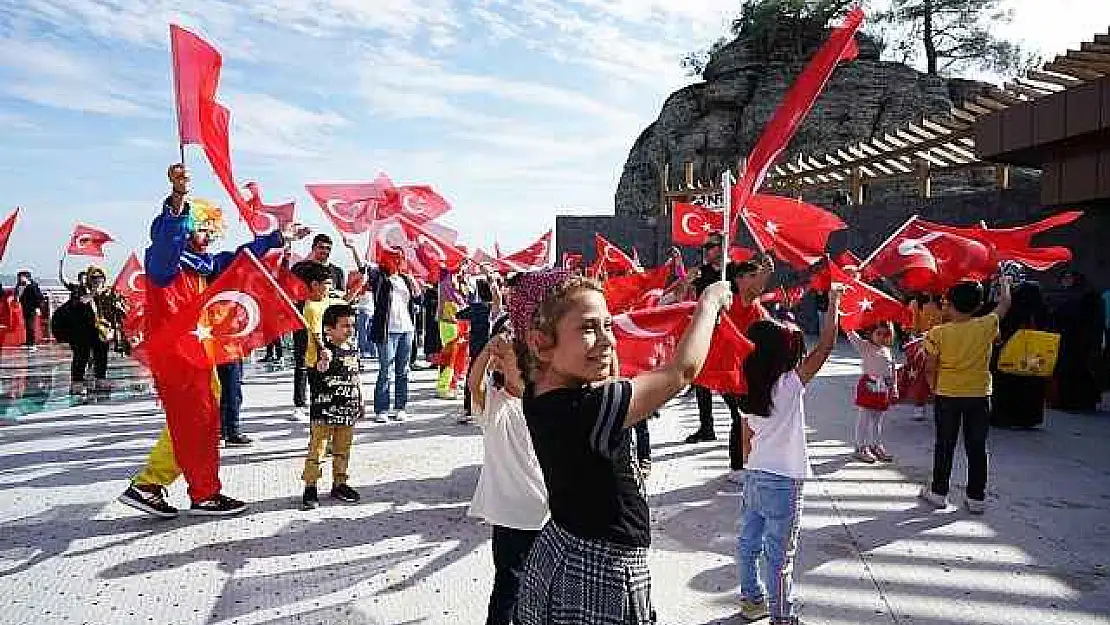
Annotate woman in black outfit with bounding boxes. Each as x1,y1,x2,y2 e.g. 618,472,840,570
990,281,1052,428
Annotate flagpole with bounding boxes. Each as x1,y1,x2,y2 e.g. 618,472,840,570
859,214,919,270
720,168,733,284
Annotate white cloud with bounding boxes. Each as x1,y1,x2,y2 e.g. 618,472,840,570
221,92,350,159
0,112,37,130
0,38,154,116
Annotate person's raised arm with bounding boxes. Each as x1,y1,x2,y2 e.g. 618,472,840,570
342,236,365,273
467,338,497,418
798,286,843,384
992,275,1014,321
625,281,732,426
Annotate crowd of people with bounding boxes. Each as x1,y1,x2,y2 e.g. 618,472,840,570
3,163,1107,625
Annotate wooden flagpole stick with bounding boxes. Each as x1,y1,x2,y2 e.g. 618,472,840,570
720,169,733,284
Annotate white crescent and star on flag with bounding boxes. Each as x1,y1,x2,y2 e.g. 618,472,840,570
193,291,262,342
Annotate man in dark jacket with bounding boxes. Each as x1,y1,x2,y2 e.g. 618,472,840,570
15,270,45,349
289,234,354,421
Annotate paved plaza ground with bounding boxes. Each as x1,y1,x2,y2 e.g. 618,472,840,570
1,343,1109,625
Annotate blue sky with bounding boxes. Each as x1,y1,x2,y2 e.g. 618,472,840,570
1,0,1108,280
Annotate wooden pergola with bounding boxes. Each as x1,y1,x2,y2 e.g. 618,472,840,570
760,29,1110,202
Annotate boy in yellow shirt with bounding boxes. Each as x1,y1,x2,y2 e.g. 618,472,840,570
920,277,1012,514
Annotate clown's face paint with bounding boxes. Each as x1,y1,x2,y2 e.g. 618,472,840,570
189,228,212,254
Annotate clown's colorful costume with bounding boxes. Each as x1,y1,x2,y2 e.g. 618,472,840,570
118,197,283,517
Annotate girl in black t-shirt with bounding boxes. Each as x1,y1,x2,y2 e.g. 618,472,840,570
509,270,732,625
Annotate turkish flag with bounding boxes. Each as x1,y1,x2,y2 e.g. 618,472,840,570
366,217,411,267
561,252,583,272
170,24,221,145
921,212,1082,272
0,208,19,263
66,224,114,257
112,253,147,308
865,216,997,292
740,194,846,269
261,249,310,302
380,185,452,223
731,8,863,237
672,203,724,247
500,230,553,271
112,252,149,361
760,285,807,308
244,182,295,235
604,261,673,315
829,262,912,331
592,234,638,275
146,250,305,367
305,182,386,235
398,215,469,278
613,301,754,394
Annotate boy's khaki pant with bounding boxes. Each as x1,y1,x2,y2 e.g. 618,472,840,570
302,424,355,486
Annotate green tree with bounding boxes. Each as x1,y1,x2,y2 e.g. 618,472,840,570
876,0,1032,76
682,0,861,77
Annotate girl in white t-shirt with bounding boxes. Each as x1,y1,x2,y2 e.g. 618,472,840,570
467,316,549,625
736,288,842,625
845,322,898,464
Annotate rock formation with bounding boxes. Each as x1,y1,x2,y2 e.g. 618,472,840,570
614,18,1017,217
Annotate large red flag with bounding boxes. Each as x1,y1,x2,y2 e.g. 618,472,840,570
863,216,997,292
380,185,452,223
741,194,846,269
672,202,724,247
604,261,673,315
66,224,114,257
198,98,261,224
146,250,305,367
0,208,19,263
260,249,310,301
500,230,553,271
731,8,864,236
613,301,754,394
921,212,1082,272
398,215,469,279
170,24,221,145
828,261,912,331
305,182,386,235
244,182,295,236
592,234,638,275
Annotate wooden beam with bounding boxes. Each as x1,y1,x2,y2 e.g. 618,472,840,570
985,87,1025,106
920,118,954,135
996,164,1011,190
1067,49,1110,65
962,101,993,116
684,161,694,190
850,167,864,205
952,107,979,123
1046,59,1105,81
1027,69,1083,87
973,95,1009,111
1004,81,1052,100
1081,42,1110,54
916,158,931,198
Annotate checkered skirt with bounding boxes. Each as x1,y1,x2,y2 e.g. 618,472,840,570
515,522,656,625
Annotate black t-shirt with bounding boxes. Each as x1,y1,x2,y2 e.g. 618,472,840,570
308,340,364,426
523,380,649,548
692,263,721,296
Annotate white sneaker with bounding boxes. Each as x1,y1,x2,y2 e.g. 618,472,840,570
965,496,986,515
919,485,947,508
853,447,878,464
291,407,309,422
912,406,927,421
373,413,388,424
456,413,474,425
392,410,407,422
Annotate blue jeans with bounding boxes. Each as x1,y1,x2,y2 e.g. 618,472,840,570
217,360,244,437
357,310,377,357
738,470,804,621
374,331,412,414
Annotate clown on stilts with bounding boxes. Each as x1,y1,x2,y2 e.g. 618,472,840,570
118,163,310,518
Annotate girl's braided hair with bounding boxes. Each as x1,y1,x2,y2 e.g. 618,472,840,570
509,273,604,386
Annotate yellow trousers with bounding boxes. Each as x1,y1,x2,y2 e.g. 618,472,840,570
436,321,458,396
302,424,355,486
133,427,181,486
